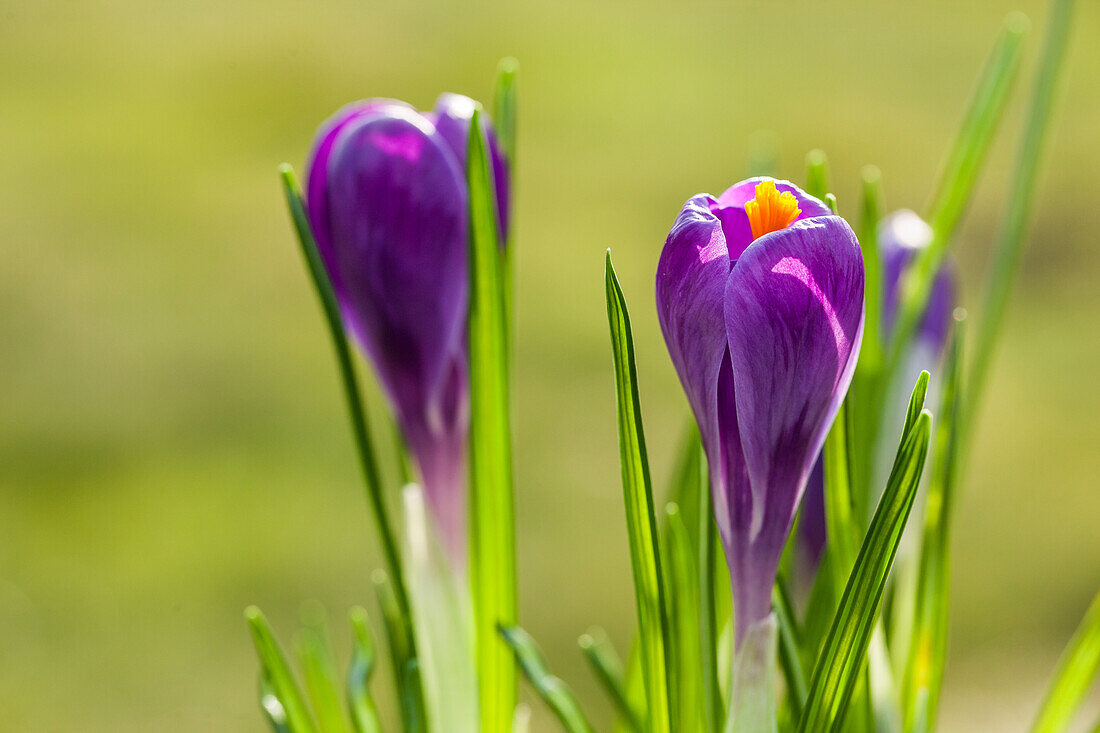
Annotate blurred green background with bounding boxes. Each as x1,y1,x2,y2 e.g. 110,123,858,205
2,0,1099,730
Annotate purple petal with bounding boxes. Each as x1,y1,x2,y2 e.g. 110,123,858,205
799,457,827,567
656,195,742,540
319,110,470,557
305,99,413,265
429,93,511,241
723,215,864,638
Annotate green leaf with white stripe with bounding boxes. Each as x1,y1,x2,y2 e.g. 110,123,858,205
799,376,933,733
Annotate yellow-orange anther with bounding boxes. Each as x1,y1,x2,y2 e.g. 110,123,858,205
745,180,801,241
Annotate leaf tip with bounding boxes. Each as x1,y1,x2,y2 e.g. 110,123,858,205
1004,10,1031,37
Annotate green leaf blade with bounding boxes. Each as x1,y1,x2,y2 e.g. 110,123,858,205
970,0,1075,416
1031,589,1100,733
347,608,383,733
373,571,427,733
500,626,595,733
902,334,964,731
296,603,352,733
467,107,518,733
579,629,645,733
604,250,674,733
888,14,1028,378
799,398,933,733
246,606,317,733
278,165,410,623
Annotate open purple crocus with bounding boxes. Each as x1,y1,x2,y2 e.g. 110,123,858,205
304,94,509,563
656,177,864,645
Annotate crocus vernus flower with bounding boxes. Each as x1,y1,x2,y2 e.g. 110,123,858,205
304,94,509,562
875,209,956,493
797,210,954,580
656,178,864,646
880,209,954,360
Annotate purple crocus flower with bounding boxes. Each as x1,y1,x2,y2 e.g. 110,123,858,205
304,94,509,562
656,178,864,645
798,209,955,574
879,209,954,357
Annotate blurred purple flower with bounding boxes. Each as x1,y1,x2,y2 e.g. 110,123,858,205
657,178,864,645
879,209,954,359
304,94,509,562
798,209,955,573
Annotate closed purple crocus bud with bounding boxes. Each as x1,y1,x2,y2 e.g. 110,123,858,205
656,178,864,646
796,208,950,567
798,209,956,583
304,94,509,562
880,209,954,359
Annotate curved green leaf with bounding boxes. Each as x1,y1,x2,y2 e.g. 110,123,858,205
246,606,317,733
501,626,595,733
347,607,383,733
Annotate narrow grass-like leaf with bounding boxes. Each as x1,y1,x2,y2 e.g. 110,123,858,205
824,400,858,591
388,412,415,486
822,399,874,732
799,401,933,732
848,166,887,505
278,165,410,623
579,629,645,733
261,674,292,733
805,150,830,200
699,453,724,733
373,570,426,733
902,336,963,731
605,250,673,733
347,608,383,733
888,13,1028,374
802,553,839,673
902,372,931,442
1031,589,1100,733
617,645,647,733
667,503,702,733
970,0,1075,417
467,107,517,733
493,57,518,351
492,58,518,188
774,579,808,720
297,602,351,733
246,606,317,733
924,13,1029,244
856,165,885,375
669,421,704,549
500,626,596,733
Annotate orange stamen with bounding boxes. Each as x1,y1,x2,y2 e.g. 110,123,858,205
745,180,801,241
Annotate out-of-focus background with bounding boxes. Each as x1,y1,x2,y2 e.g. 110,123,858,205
2,0,1098,730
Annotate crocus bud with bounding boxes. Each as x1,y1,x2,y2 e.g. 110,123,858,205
656,178,864,645
873,210,956,498
880,209,954,360
799,210,955,582
304,95,509,562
